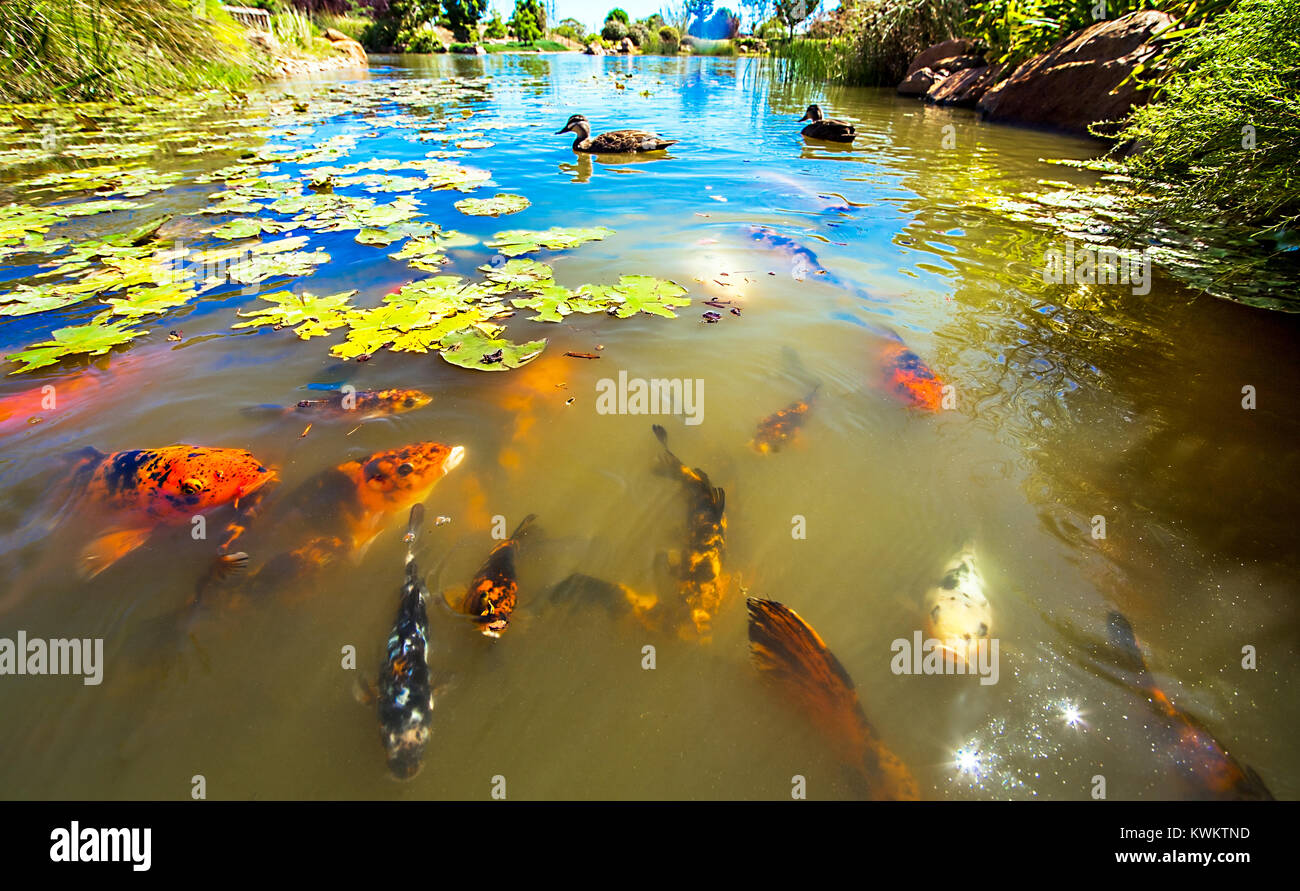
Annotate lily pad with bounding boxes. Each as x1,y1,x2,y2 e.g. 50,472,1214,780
389,231,477,270
437,327,547,371
8,318,150,374
578,275,690,319
511,284,606,323
233,289,358,339
479,258,554,290
487,226,614,257
454,194,531,217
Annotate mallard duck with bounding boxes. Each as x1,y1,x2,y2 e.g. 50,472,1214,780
555,114,678,153
798,105,855,143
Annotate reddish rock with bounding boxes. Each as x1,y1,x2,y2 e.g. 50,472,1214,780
322,28,349,43
906,39,982,78
898,67,942,97
927,54,985,75
926,64,1006,108
978,9,1177,137
328,36,369,66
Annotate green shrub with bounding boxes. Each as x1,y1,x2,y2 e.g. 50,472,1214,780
407,28,446,53
629,22,651,45
270,8,315,51
607,8,630,24
756,17,785,41
602,19,629,41
658,24,681,43
1109,0,1300,237
484,10,508,39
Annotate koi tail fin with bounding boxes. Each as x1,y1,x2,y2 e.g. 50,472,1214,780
510,513,537,542
746,597,919,800
1106,611,1151,680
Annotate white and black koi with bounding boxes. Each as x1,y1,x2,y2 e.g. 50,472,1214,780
377,504,435,781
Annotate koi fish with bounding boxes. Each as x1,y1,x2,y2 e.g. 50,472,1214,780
747,597,919,800
378,504,436,780
0,372,104,437
67,445,276,579
877,338,945,412
652,424,728,641
452,515,535,639
237,441,465,598
252,388,432,421
751,384,819,454
1106,612,1273,800
923,544,991,666
745,225,838,283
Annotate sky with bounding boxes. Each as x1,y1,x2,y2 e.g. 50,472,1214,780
485,0,839,32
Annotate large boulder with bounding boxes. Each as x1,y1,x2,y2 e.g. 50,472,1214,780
322,28,350,43
898,67,942,97
906,39,981,78
926,63,1006,108
584,42,605,56
978,10,1176,136
619,37,636,54
328,36,368,66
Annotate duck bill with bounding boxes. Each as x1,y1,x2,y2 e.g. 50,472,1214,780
555,125,571,134
798,112,812,122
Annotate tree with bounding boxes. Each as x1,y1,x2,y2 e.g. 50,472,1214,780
509,0,542,43
739,0,771,32
773,0,818,38
442,0,488,42
556,16,586,39
684,0,714,35
484,8,508,38
606,8,629,24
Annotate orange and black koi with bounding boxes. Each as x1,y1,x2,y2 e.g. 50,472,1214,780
378,504,436,780
878,340,944,412
292,388,432,419
751,384,819,454
652,424,728,641
66,445,276,579
237,441,465,598
457,515,535,639
1107,612,1272,800
748,597,919,800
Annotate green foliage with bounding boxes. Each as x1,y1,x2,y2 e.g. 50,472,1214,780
602,19,630,41
406,27,446,52
0,0,264,102
756,16,786,40
629,22,651,45
1109,0,1300,237
443,0,488,42
271,8,316,51
606,8,630,24
509,0,543,44
773,0,819,38
484,9,508,38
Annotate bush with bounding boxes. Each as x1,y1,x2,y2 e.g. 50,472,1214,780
658,24,680,43
602,19,629,42
606,8,630,24
1110,0,1300,236
756,17,784,41
628,22,651,45
406,27,445,53
484,12,507,39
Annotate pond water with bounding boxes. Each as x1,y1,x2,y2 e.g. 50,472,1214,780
1,53,1296,801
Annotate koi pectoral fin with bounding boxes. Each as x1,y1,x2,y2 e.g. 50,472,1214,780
78,526,153,579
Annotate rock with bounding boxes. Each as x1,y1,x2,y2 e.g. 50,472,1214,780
322,28,349,43
978,9,1177,137
926,64,1005,108
906,39,981,78
584,43,605,56
897,67,942,97
246,30,279,53
927,54,984,75
329,36,368,66
619,37,636,54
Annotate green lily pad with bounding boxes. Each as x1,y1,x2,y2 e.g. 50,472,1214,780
578,275,690,319
211,217,297,239
486,226,614,257
7,318,150,374
101,282,197,318
511,284,606,323
479,258,554,290
389,231,476,270
0,284,91,317
354,221,435,246
454,194,531,217
437,327,547,371
233,289,358,339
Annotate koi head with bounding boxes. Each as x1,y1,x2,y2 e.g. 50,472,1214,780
348,441,465,518
89,445,275,521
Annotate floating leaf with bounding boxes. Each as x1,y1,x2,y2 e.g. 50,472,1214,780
479,258,554,290
487,226,614,257
0,284,91,317
7,318,149,374
455,194,531,217
211,217,296,239
511,284,605,323
102,282,197,318
354,221,435,246
578,275,690,319
233,289,357,339
437,327,546,371
389,231,476,269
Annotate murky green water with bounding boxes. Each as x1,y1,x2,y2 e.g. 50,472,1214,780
1,54,1296,800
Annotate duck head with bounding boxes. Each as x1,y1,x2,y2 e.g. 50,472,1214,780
556,114,591,137
798,104,824,123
